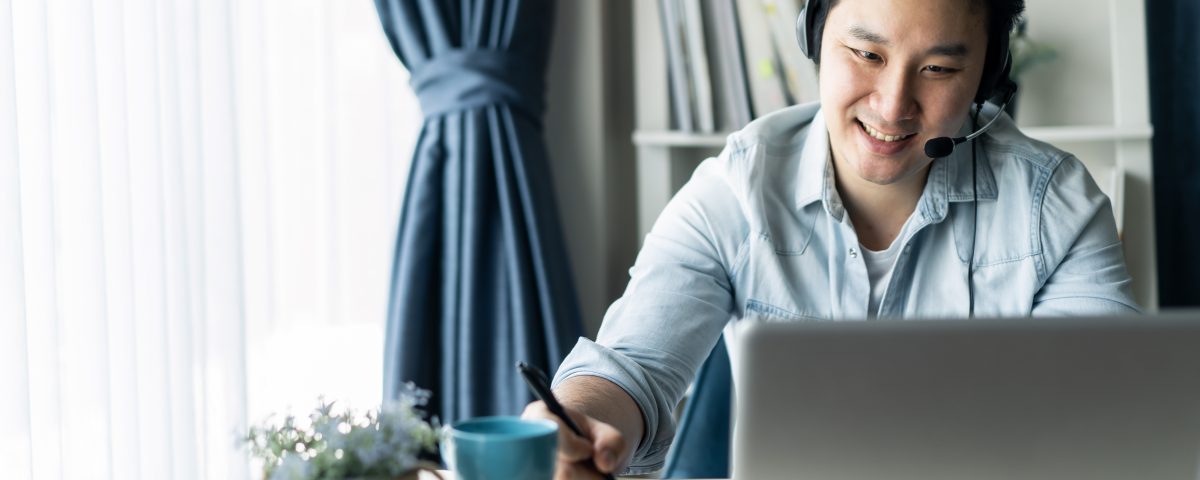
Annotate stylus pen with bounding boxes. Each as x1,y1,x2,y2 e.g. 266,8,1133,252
517,361,617,480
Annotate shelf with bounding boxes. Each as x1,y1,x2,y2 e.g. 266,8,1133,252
1021,124,1153,143
632,130,727,147
632,124,1154,148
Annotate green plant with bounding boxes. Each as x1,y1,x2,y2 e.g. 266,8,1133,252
244,384,440,480
1010,18,1058,79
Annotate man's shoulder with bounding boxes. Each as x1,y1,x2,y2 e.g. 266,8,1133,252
978,109,1116,267
977,108,1102,213
725,102,822,152
981,109,1074,175
676,104,824,249
702,102,824,195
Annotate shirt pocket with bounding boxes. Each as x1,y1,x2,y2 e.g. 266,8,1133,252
744,298,827,322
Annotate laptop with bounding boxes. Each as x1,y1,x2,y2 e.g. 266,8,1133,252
731,314,1200,480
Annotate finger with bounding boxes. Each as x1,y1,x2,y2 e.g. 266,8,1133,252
585,416,629,474
522,402,595,462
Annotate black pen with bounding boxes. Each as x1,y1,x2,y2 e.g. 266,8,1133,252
517,361,617,480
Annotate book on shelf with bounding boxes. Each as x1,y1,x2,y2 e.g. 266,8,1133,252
658,0,818,134
659,0,694,132
762,0,820,104
702,0,754,130
680,0,716,133
734,0,790,120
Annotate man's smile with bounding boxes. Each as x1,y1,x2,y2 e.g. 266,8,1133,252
857,119,917,142
855,119,918,155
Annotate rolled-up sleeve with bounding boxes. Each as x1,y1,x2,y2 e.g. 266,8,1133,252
1032,156,1140,315
553,151,750,473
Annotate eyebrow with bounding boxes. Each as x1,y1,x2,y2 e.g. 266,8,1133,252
847,24,971,57
848,25,888,45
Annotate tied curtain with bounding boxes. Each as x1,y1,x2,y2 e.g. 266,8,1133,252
374,0,583,424
1147,0,1200,306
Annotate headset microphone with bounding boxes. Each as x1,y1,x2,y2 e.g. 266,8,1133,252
924,82,1018,159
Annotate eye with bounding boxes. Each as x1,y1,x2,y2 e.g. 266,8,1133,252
922,65,960,75
852,48,882,62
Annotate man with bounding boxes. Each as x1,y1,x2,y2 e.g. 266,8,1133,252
525,0,1139,477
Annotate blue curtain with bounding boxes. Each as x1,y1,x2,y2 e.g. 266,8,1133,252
375,0,583,425
1147,0,1200,306
662,336,733,478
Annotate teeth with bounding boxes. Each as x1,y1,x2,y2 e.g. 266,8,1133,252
862,122,911,142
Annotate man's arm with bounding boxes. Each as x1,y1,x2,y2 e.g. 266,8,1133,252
527,150,751,475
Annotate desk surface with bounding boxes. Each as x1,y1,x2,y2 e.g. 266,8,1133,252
421,471,724,480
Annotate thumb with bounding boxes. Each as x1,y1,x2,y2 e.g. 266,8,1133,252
585,416,629,474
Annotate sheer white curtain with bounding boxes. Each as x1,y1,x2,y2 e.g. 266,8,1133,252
0,0,419,478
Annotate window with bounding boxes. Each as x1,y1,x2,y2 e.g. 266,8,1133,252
1,1,421,477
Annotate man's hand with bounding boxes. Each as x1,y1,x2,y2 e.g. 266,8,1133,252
522,400,629,480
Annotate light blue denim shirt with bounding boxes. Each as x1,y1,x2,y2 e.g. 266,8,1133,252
553,102,1139,472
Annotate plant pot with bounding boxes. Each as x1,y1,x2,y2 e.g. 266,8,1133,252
265,464,443,480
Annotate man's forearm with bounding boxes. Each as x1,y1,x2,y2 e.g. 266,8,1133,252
554,374,646,466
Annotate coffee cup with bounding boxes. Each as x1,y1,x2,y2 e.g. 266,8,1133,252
441,416,558,480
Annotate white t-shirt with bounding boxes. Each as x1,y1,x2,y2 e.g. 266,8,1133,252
861,239,903,318
860,215,917,318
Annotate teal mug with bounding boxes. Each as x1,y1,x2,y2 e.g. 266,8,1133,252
442,416,558,480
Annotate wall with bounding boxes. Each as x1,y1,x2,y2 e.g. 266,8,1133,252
544,1,637,337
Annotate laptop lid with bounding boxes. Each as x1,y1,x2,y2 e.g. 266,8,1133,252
731,314,1200,480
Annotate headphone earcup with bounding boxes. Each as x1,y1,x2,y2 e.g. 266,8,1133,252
975,32,1012,104
796,1,823,62
796,6,811,58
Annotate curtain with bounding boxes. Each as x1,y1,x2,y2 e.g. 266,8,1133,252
375,0,584,424
1,1,421,478
1,0,246,477
1147,0,1200,305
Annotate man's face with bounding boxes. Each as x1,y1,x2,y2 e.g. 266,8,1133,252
819,0,988,185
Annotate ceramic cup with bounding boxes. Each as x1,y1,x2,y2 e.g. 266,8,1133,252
441,416,558,480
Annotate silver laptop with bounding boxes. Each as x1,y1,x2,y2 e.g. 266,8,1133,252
731,314,1200,480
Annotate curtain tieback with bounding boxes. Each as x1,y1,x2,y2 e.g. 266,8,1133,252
409,49,545,122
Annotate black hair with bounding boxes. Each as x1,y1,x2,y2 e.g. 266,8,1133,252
818,0,1026,60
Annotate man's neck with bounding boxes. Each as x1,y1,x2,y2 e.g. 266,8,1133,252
832,158,932,252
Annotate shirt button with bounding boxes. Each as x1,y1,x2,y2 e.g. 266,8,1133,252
849,247,858,258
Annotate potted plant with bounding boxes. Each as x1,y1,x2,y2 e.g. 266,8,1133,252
244,384,441,480
996,17,1058,119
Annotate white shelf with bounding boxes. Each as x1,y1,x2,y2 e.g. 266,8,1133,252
631,124,1153,148
1023,124,1153,143
632,130,727,147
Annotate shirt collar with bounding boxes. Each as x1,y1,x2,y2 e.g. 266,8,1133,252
794,108,999,223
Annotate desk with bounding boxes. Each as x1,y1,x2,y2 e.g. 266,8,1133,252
421,471,725,480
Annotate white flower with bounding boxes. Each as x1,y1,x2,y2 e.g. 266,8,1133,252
245,386,438,480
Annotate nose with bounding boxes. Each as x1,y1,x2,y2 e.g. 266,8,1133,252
870,67,917,124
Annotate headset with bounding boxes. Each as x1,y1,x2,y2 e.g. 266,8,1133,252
794,0,1019,315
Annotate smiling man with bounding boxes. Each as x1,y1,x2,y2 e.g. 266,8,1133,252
524,0,1139,478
